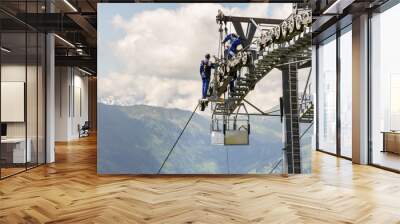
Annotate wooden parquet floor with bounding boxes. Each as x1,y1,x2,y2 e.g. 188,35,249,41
1,134,400,224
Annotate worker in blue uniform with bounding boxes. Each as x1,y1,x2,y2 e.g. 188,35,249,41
222,33,242,95
200,53,214,99
222,33,242,59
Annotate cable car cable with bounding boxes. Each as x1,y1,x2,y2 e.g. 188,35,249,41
268,158,283,174
157,103,200,174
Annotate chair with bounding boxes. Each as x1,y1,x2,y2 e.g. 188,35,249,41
79,121,90,138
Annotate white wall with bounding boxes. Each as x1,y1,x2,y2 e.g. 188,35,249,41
55,66,69,141
1,63,46,164
71,73,89,138
1,65,34,138
55,67,89,141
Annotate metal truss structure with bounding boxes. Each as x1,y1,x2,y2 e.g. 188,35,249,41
202,4,313,173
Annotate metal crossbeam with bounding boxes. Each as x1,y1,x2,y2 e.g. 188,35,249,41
218,16,283,25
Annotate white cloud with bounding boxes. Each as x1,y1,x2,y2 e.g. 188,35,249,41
246,68,283,112
99,72,200,109
99,3,292,110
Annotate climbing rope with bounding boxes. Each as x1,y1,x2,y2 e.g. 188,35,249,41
157,103,200,174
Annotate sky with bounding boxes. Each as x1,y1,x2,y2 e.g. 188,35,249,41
97,3,294,112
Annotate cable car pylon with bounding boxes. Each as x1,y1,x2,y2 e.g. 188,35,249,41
159,4,313,174
201,4,312,148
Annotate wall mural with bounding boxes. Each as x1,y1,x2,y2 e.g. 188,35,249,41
97,3,312,174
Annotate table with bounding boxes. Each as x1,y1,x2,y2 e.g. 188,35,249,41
382,131,400,154
1,138,31,163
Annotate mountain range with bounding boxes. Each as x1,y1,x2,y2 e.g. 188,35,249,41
97,103,311,174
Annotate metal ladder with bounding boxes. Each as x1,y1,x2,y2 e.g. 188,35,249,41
282,61,302,174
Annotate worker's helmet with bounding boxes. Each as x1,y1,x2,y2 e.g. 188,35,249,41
205,53,210,59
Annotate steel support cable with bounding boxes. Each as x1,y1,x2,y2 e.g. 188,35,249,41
157,103,200,174
243,99,266,115
299,121,314,140
300,68,312,107
268,158,283,174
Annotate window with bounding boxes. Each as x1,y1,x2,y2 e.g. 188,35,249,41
317,35,337,154
0,1,47,179
370,3,400,171
339,26,352,158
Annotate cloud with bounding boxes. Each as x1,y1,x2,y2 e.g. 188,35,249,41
99,3,292,110
99,72,200,109
246,68,283,111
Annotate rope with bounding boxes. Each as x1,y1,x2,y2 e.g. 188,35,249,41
157,103,200,174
